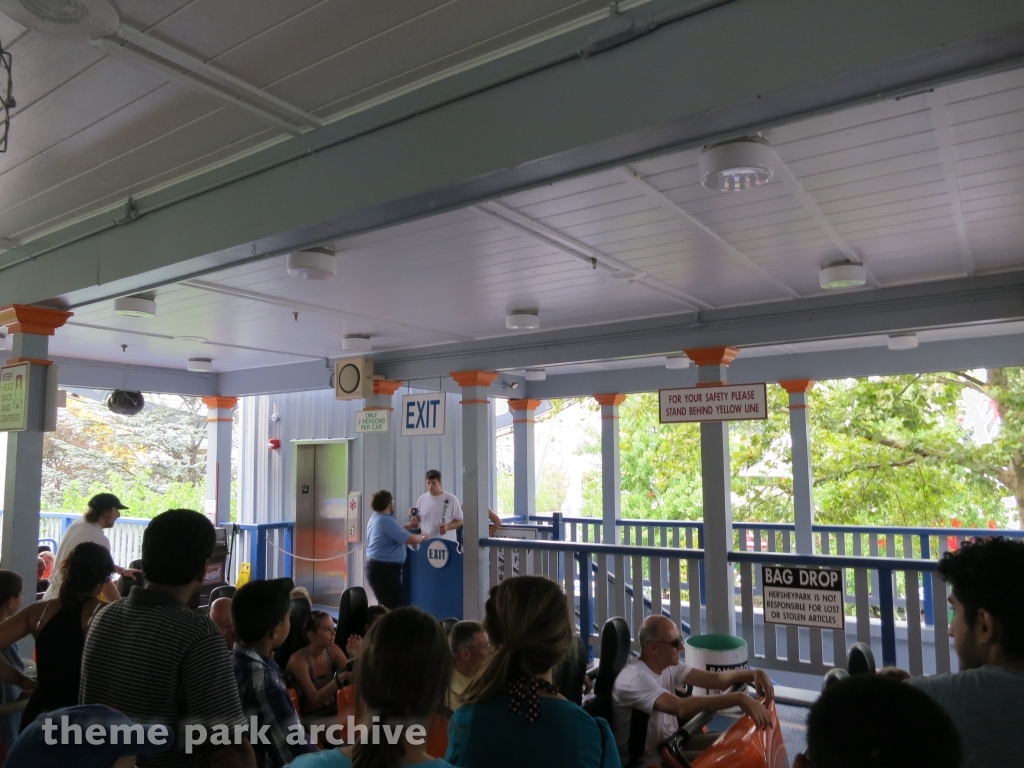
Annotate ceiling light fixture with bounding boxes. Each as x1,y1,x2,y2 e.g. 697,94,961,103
699,136,773,192
187,357,213,372
174,335,208,344
114,295,156,318
287,248,336,280
820,261,867,290
342,334,372,352
0,0,120,40
887,333,918,351
525,369,547,382
506,309,540,330
665,355,690,370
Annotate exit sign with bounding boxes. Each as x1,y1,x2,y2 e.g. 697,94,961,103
401,393,446,436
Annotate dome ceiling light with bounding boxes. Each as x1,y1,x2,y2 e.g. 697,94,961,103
506,308,540,330
342,334,372,352
0,0,120,40
187,357,213,372
525,369,546,381
287,248,337,280
665,355,690,370
114,295,156,318
820,261,867,290
699,136,773,192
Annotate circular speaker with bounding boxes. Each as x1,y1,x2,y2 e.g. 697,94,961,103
336,362,362,395
106,390,145,416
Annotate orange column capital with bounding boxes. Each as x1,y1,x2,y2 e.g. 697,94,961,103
593,393,627,407
372,379,402,395
779,379,815,394
201,396,239,410
450,370,499,387
684,346,739,367
0,304,73,336
507,399,543,411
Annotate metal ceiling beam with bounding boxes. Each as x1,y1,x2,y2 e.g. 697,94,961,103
617,166,801,298
3,0,1024,308
363,270,1024,380
927,87,976,276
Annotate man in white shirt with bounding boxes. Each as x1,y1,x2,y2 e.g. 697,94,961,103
412,470,465,542
611,615,774,767
45,493,140,601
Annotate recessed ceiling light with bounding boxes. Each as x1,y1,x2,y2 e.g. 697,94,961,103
174,336,208,344
820,261,867,290
506,309,540,330
887,333,918,351
287,248,336,280
665,355,690,370
342,334,372,352
699,136,773,192
525,369,546,381
114,296,156,318
187,358,213,373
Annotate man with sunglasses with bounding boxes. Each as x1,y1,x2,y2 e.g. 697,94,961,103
611,615,774,768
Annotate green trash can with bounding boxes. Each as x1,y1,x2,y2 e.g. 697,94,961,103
684,634,748,695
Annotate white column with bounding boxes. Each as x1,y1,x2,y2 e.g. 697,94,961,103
360,379,400,592
686,346,739,637
202,397,237,526
594,394,626,544
452,370,497,620
780,380,816,555
1,305,71,645
508,399,540,521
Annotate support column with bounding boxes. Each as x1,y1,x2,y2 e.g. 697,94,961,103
594,394,626,545
201,397,238,526
686,346,739,636
780,380,816,555
508,399,541,522
360,379,401,592
452,370,498,620
0,305,71,633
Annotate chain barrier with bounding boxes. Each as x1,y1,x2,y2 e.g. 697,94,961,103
263,533,364,562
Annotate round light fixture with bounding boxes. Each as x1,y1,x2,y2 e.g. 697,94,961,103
174,335,208,344
699,136,773,192
114,296,156,318
0,0,120,40
525,369,547,382
506,309,540,330
287,248,336,280
820,261,867,290
887,333,918,351
187,357,213,372
665,355,690,370
342,334,372,352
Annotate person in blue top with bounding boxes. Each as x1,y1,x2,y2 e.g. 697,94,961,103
446,575,620,768
291,606,454,768
365,490,429,609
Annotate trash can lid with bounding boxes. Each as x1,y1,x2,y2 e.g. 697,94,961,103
684,633,747,651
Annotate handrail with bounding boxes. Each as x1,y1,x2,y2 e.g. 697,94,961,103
481,536,705,560
727,549,939,572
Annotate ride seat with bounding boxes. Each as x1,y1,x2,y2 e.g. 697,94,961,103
338,586,369,641
209,585,236,602
274,597,312,668
117,559,145,597
439,617,458,637
555,635,589,706
425,712,449,758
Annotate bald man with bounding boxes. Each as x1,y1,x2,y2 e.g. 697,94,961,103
210,597,240,649
611,615,774,767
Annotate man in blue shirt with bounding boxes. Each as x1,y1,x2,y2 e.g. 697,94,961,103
365,490,428,609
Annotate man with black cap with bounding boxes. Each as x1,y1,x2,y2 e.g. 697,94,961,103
44,493,140,602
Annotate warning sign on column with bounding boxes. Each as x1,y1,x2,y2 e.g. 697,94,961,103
761,565,845,629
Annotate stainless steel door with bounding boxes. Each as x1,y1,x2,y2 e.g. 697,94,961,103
294,442,349,608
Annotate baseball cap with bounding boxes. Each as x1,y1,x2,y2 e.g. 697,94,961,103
88,493,128,512
5,705,172,767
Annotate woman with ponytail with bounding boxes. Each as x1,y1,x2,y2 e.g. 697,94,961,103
446,576,619,768
0,541,115,728
292,606,454,768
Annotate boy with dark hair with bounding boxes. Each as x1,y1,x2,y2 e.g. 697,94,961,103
231,579,315,768
908,536,1024,768
0,570,27,751
794,674,962,768
81,509,254,768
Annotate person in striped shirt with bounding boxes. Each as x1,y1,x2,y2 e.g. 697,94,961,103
80,509,255,768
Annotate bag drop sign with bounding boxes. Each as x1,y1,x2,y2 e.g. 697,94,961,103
761,565,845,629
0,362,29,432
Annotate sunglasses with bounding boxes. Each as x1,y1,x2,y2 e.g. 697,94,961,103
653,638,683,649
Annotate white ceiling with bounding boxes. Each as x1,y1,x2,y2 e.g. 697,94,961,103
0,0,617,244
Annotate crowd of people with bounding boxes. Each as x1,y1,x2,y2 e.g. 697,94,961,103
0,490,1018,768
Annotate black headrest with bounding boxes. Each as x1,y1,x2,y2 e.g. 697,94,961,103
847,642,876,676
338,586,369,640
440,617,458,637
209,585,236,603
821,667,850,691
594,617,631,698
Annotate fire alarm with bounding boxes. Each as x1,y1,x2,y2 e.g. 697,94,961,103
268,438,281,450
